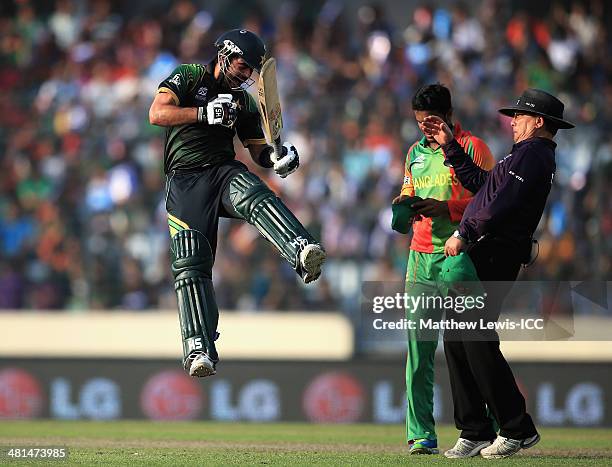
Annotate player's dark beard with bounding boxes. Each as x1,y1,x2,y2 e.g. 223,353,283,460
220,56,254,90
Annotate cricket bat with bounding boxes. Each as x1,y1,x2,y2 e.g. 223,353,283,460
257,57,283,162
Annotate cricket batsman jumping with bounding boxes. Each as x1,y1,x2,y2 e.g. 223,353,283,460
394,84,494,454
149,29,326,377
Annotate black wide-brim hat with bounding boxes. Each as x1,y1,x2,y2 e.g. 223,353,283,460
498,88,575,129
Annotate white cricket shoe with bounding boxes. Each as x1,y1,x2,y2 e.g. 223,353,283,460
299,244,326,284
480,433,540,459
444,438,492,458
184,352,216,377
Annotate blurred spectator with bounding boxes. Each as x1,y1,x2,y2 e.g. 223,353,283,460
0,0,610,315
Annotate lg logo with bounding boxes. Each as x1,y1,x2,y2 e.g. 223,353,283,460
537,382,603,426
51,378,121,420
211,379,280,421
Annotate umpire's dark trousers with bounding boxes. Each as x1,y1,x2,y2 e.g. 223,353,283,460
444,237,537,441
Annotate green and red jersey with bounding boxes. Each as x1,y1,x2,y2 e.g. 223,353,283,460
400,122,494,253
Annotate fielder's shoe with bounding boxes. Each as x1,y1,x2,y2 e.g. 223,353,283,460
444,438,492,458
409,438,439,455
183,351,217,377
480,433,540,459
299,244,326,284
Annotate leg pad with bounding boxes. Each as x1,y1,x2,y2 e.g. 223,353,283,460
229,171,316,269
171,229,219,362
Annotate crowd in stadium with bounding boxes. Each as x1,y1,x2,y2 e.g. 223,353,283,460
0,0,610,312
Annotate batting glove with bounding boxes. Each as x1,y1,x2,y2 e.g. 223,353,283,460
273,143,300,178
204,94,237,128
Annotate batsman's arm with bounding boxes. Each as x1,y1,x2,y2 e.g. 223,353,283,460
151,64,207,126
247,144,275,168
238,94,274,168
149,92,199,127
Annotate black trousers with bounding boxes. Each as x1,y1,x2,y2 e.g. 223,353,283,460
165,160,248,259
443,237,537,440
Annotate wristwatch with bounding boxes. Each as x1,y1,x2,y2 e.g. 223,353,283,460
452,230,467,242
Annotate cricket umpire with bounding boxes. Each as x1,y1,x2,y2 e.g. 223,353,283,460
421,89,574,458
149,29,326,378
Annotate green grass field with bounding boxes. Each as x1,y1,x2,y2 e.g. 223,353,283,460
1,421,611,465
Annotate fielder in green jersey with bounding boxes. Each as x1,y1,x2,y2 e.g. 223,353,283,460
393,84,495,454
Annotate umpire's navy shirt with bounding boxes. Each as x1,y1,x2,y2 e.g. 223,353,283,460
442,137,556,245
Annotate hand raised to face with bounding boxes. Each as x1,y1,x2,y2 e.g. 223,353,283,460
421,115,454,146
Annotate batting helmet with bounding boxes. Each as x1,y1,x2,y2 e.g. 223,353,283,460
214,29,266,89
